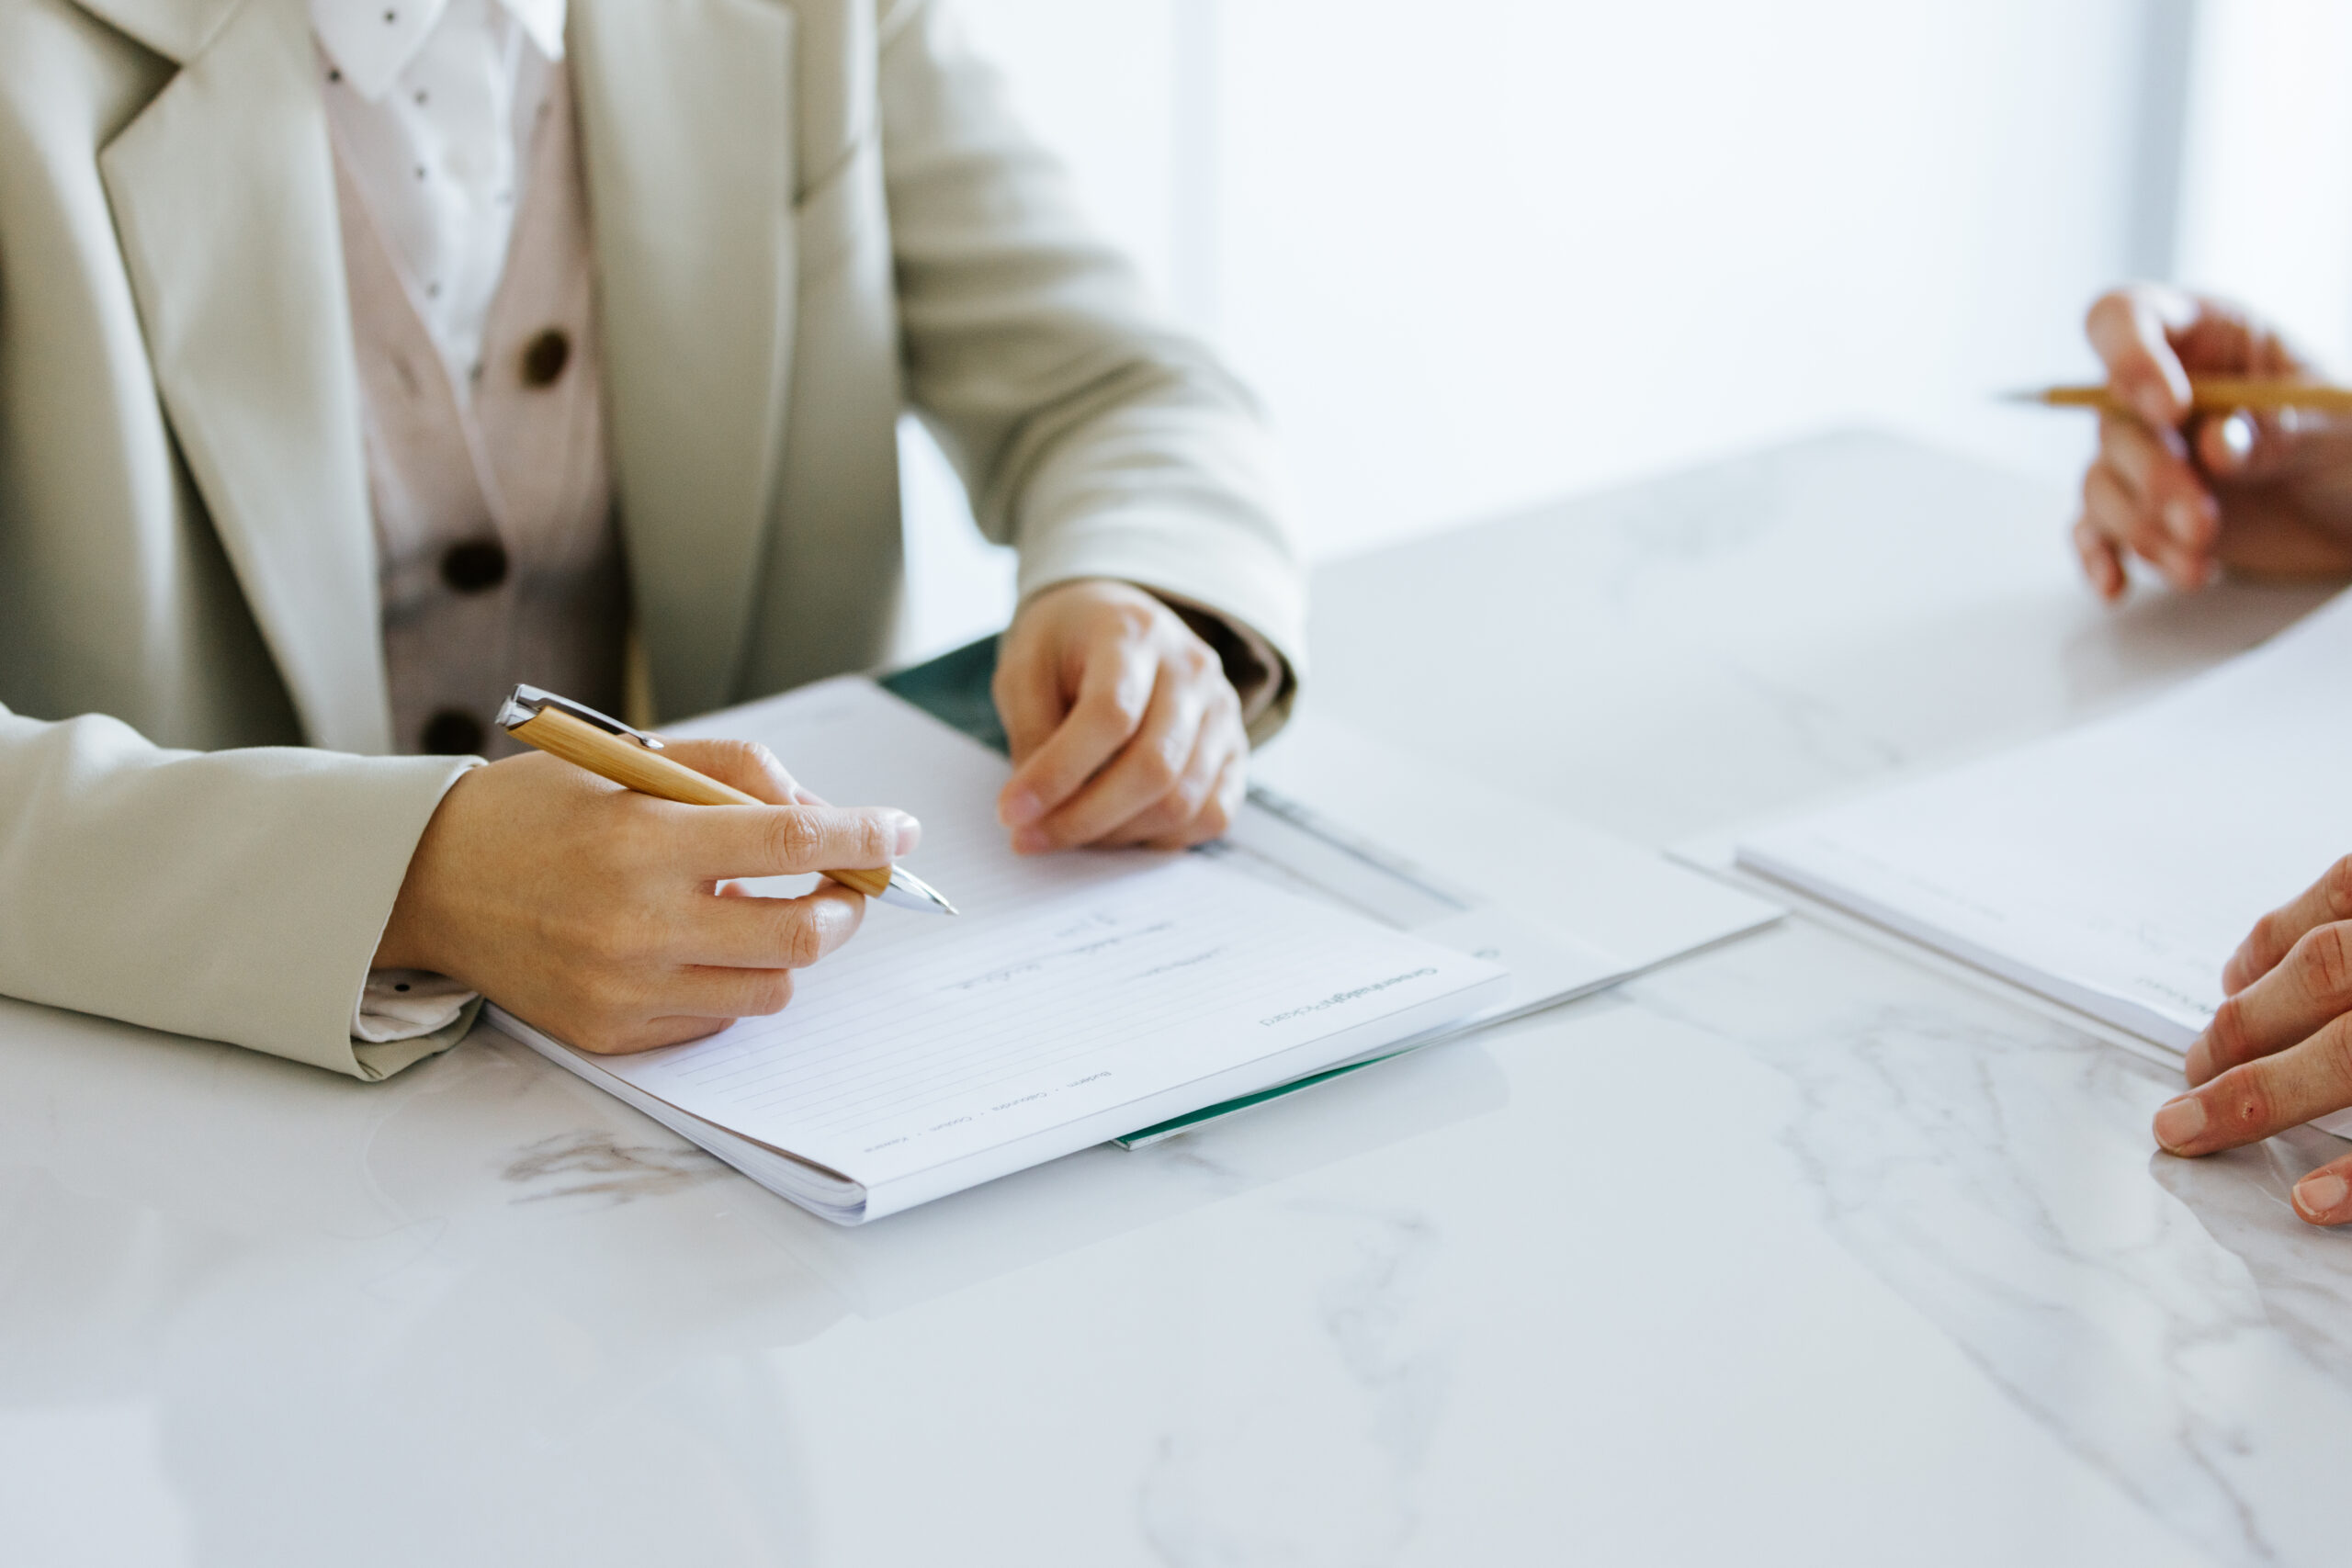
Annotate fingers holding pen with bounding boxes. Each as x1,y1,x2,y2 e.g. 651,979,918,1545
2085,285,2199,428
666,801,918,880
2085,412,2221,590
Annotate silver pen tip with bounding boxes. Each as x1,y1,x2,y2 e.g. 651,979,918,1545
886,866,959,916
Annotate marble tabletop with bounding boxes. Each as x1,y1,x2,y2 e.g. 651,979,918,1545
4,431,2343,1566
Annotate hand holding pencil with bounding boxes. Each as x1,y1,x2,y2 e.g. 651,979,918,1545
374,713,926,1056
2048,283,2352,600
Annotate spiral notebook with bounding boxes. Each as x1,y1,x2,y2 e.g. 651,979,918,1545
491,679,1509,1223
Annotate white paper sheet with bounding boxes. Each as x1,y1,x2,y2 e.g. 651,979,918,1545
1736,589,2352,1136
496,679,1506,1221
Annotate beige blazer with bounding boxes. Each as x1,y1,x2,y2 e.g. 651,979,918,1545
0,0,1303,1078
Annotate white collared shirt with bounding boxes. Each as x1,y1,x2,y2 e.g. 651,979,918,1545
317,0,578,1044
312,0,569,394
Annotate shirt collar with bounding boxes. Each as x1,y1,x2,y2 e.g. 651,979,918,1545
311,0,567,102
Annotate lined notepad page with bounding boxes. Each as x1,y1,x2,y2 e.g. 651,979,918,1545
590,681,1505,1199
1736,589,2352,1122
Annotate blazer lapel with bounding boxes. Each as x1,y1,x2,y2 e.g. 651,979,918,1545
97,0,392,754
569,0,797,720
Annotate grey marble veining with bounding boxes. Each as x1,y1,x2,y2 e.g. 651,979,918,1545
6,430,2343,1564
1628,923,2348,1565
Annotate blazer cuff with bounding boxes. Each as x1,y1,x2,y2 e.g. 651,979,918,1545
1148,589,1296,747
0,709,481,1081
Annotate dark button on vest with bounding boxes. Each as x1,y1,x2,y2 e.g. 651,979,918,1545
439,537,510,593
520,327,571,387
422,708,486,755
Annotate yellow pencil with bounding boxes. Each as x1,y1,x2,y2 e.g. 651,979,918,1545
2008,378,2352,416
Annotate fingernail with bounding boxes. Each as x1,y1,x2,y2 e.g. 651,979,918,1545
1002,788,1044,828
892,812,921,856
2164,498,2199,544
2218,411,2256,465
1012,826,1052,854
2153,1094,2206,1152
2295,1172,2350,1222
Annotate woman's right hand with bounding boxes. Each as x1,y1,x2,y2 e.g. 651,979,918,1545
2075,284,2352,600
373,739,918,1054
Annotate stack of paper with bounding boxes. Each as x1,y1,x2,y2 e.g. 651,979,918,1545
493,681,1508,1222
1735,589,2352,1135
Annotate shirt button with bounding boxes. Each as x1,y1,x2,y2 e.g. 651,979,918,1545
421,709,485,755
520,328,571,388
439,537,509,593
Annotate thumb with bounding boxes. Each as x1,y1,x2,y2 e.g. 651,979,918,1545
2086,285,2197,429
991,639,1073,767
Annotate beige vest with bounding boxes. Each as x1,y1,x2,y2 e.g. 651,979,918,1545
331,66,624,759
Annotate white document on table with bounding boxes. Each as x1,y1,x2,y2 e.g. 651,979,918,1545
491,679,1507,1223
1095,712,1783,1145
1735,588,2352,1137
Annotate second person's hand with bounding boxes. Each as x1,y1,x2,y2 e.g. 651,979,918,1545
990,579,1250,853
2076,284,2352,599
2152,855,2352,1225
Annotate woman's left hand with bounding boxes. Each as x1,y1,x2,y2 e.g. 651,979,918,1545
2153,854,2352,1224
990,579,1249,852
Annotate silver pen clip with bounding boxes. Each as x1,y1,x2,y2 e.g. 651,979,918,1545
496,683,666,750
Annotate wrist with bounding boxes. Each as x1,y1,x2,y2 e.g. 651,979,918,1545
371,772,470,976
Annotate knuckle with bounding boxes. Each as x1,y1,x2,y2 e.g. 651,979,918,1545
743,742,788,788
2299,923,2352,1003
1106,682,1152,726
1113,598,1160,639
2326,857,2352,919
705,739,773,792
2312,1021,2352,1095
2206,997,2255,1071
2248,910,2287,966
854,813,894,864
746,970,796,1015
1136,742,1182,793
1170,771,1211,816
766,809,824,867
778,912,827,970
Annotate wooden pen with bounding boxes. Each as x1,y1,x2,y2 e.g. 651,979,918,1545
2009,378,2352,416
495,684,956,916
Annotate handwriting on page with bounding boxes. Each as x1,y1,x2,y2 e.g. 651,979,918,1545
612,856,1474,1168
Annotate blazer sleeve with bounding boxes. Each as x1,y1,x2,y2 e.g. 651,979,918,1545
876,0,1306,739
0,703,481,1079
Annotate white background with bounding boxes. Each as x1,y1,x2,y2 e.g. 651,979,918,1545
899,0,2347,658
